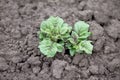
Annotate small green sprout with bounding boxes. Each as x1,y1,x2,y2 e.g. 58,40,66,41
38,16,93,57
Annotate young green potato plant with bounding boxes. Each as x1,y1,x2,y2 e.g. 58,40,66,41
38,16,72,57
38,16,93,57
66,21,93,56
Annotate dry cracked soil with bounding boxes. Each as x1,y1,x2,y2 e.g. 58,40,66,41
0,0,120,80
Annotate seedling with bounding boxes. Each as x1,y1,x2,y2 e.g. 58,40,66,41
66,21,93,56
38,16,93,57
38,16,72,57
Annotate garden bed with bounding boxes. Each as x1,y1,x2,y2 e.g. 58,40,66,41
0,0,120,80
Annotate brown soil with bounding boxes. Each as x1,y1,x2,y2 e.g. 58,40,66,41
0,0,120,80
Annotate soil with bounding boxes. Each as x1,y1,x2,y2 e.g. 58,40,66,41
0,0,120,80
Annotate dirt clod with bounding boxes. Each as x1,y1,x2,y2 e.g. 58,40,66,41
88,76,98,80
27,56,41,65
32,66,41,74
105,20,120,39
51,59,67,78
89,21,104,40
11,56,22,63
72,54,83,65
94,36,105,51
89,65,99,74
0,0,120,80
0,57,9,71
78,10,93,21
94,11,109,24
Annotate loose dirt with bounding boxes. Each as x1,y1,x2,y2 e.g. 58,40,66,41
0,0,120,80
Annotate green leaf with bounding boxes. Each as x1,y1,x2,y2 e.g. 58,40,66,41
78,32,91,40
71,31,79,42
70,49,75,56
61,33,70,40
38,31,47,40
67,38,75,44
47,16,56,23
39,16,71,43
68,26,72,33
40,21,52,34
60,26,68,34
79,41,93,54
65,43,71,49
60,23,72,35
47,16,64,29
74,21,89,35
38,39,58,57
56,16,64,28
56,43,64,52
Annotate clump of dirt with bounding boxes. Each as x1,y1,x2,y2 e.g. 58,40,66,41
0,0,120,80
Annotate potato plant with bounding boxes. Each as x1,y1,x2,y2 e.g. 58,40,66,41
38,16,93,57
